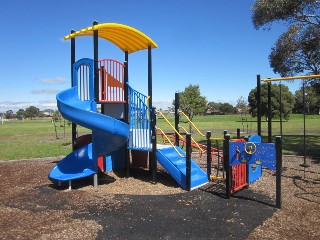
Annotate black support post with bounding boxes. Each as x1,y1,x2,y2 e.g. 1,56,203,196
124,61,130,177
148,45,152,108
175,92,180,147
71,30,77,151
92,21,99,188
279,84,283,136
268,81,272,143
125,51,128,62
276,136,282,209
257,75,262,136
237,128,240,139
151,107,157,183
124,62,129,123
93,21,99,102
100,66,106,114
206,131,212,180
186,133,191,191
224,134,231,199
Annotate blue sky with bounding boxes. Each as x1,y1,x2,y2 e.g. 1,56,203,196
0,0,300,112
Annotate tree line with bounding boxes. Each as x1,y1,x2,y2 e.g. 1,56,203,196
2,107,57,120
175,83,319,121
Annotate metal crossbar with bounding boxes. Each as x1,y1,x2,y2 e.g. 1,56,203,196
127,83,152,151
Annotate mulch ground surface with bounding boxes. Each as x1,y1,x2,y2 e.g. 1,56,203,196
0,154,319,239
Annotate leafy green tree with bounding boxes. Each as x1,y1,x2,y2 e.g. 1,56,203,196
269,25,320,77
219,103,235,115
206,101,236,115
207,101,221,113
5,110,13,119
294,86,319,114
24,106,40,119
252,0,320,90
248,83,295,120
252,0,320,29
236,96,249,116
16,109,25,119
176,84,207,120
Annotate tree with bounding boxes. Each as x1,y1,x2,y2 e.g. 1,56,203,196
206,101,236,115
236,96,249,116
293,85,320,114
5,110,13,119
24,106,40,119
207,101,221,114
16,109,25,120
248,83,295,120
176,84,207,120
252,0,320,89
269,25,320,77
219,103,235,115
252,0,320,29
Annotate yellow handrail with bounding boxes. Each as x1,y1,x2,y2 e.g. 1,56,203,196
261,74,320,82
179,111,205,137
157,111,185,139
147,96,151,108
210,175,224,180
179,125,206,153
209,137,225,141
157,128,186,158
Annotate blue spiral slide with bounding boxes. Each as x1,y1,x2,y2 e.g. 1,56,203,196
48,86,129,183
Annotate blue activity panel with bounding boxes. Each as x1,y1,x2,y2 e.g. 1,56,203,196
229,142,276,171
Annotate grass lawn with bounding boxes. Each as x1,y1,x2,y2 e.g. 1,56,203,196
157,114,320,158
0,119,89,160
0,114,319,160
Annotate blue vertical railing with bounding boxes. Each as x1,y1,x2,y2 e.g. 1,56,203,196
127,83,152,151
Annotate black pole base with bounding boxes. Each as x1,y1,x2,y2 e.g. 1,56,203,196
299,163,310,168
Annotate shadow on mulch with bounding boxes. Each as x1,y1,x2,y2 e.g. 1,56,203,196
43,167,277,239
76,186,277,240
48,166,181,191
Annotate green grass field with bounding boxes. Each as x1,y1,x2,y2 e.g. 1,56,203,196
0,114,319,160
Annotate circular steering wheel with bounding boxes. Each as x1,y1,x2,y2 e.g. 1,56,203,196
244,142,257,155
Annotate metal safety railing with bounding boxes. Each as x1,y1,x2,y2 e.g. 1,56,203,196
99,58,125,102
127,83,152,151
73,58,95,101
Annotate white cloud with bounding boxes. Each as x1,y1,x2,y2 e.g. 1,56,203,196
0,101,33,112
31,89,60,95
41,77,67,84
0,100,57,113
153,101,172,110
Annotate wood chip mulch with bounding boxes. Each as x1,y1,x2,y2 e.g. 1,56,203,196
0,154,319,239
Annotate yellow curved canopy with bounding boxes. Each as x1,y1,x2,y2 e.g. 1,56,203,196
64,23,158,54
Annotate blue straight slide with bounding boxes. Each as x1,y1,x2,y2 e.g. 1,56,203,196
157,147,208,190
49,86,129,182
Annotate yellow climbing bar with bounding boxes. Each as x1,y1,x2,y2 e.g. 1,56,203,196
261,74,320,82
179,111,205,137
157,111,184,139
64,22,158,54
157,128,185,158
209,137,225,141
179,125,206,153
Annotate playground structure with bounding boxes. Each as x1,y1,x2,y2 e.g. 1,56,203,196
48,22,208,190
48,22,282,208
